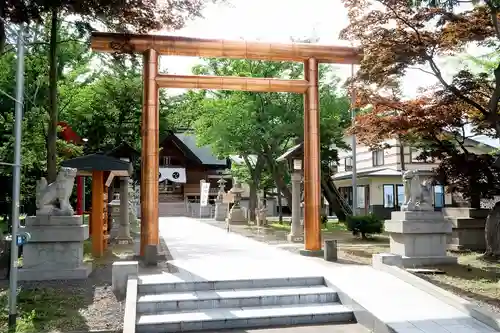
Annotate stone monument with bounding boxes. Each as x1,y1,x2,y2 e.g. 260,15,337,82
19,167,91,280
288,172,304,242
108,193,120,238
385,169,456,267
115,169,134,244
255,197,267,227
214,177,228,221
227,180,246,225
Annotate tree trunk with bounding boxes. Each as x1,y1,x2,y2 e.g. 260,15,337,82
261,150,293,207
248,183,257,222
47,8,59,183
470,194,481,209
277,190,283,223
485,202,500,257
0,2,5,54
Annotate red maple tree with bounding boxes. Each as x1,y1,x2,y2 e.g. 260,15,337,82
340,0,500,256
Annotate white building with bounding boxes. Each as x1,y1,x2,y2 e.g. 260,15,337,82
333,136,497,219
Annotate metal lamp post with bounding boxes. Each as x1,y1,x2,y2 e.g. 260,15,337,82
8,24,26,332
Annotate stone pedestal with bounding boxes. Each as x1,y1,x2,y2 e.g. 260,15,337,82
385,211,457,267
116,177,133,244
288,172,303,243
256,208,267,227
227,205,246,225
18,215,91,281
214,199,228,221
108,195,120,239
443,208,487,251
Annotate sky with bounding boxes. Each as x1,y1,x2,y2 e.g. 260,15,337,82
154,0,498,147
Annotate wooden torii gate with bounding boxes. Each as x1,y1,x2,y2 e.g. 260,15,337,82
90,32,361,264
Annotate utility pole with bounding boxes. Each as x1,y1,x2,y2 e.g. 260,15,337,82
8,24,25,332
350,64,357,216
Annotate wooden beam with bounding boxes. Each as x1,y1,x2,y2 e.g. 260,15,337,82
91,32,361,64
91,170,105,257
76,170,92,177
105,171,115,187
156,74,309,93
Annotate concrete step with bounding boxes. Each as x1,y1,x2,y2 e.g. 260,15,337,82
135,303,354,333
137,285,337,313
138,276,325,294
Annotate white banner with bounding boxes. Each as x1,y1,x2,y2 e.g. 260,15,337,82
159,167,187,183
200,181,211,207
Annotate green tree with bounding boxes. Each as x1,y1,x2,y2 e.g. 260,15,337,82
0,23,85,219
2,0,225,182
188,58,350,220
64,60,172,153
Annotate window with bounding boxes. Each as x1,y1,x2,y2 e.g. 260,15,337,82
339,186,353,207
434,185,445,208
383,184,395,208
357,186,365,209
372,149,384,166
345,157,353,171
396,184,405,207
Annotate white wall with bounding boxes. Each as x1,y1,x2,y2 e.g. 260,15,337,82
338,136,399,172
334,175,453,207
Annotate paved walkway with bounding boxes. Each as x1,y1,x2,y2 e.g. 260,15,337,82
150,217,498,333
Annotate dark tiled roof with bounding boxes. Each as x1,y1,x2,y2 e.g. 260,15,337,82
61,154,132,173
104,142,140,161
173,133,228,166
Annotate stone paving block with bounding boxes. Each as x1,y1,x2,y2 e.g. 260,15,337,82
146,217,498,333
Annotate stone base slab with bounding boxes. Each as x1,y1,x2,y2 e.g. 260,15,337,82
226,218,247,226
22,225,89,242
390,211,444,221
114,236,134,245
442,207,489,219
26,214,83,226
18,264,92,281
299,249,324,257
287,234,304,243
400,255,457,267
385,220,452,234
228,208,246,224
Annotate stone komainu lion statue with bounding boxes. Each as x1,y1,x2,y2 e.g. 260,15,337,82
36,167,77,216
401,170,433,211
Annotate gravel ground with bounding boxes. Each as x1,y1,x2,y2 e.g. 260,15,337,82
0,243,130,332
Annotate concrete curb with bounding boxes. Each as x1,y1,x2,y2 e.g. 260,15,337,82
62,330,122,333
372,253,500,332
123,276,138,333
323,278,396,333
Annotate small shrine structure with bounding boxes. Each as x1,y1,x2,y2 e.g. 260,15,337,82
61,152,132,257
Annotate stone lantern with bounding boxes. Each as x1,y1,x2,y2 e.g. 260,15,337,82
214,177,227,221
227,179,246,225
276,142,304,243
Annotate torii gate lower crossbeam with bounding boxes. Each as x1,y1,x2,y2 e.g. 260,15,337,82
90,32,361,264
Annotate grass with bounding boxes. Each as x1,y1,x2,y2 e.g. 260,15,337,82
0,287,89,333
414,252,500,311
268,220,347,232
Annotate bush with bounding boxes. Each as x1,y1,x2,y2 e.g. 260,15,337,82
320,214,328,227
345,214,384,239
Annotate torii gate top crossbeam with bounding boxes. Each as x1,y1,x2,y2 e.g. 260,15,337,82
91,32,361,65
